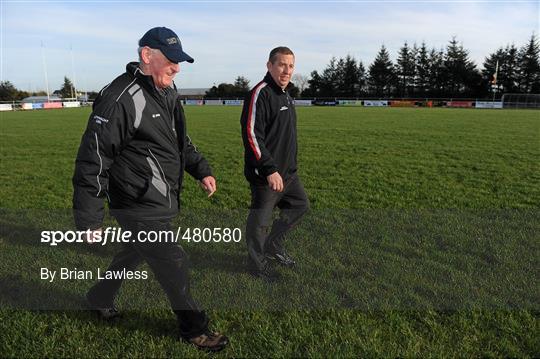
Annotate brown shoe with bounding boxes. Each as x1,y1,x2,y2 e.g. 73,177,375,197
186,331,229,352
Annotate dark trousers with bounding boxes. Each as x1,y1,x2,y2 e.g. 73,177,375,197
246,174,309,271
86,218,208,339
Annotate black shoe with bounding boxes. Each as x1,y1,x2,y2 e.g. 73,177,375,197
250,265,281,282
266,250,296,268
86,292,121,320
184,331,229,352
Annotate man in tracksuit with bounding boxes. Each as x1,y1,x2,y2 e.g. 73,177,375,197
72,27,227,352
240,47,309,281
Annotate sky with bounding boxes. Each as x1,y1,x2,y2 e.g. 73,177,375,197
1,0,538,92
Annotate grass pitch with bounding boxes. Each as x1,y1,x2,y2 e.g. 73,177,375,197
0,106,538,357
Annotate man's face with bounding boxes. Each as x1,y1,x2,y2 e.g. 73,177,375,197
267,53,295,89
146,49,180,89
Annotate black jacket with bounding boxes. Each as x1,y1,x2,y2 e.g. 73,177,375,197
240,72,298,184
73,62,211,230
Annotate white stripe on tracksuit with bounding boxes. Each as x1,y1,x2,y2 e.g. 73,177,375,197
247,82,267,160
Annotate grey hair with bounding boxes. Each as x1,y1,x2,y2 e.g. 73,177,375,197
137,46,161,62
137,46,144,61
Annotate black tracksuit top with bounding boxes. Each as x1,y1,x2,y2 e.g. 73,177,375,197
73,62,211,230
240,72,298,184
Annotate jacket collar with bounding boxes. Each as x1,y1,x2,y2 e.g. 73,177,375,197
126,62,177,98
263,72,287,95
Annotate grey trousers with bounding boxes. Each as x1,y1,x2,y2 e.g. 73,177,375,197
246,174,309,271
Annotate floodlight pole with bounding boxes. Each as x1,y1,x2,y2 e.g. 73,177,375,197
82,75,88,103
70,45,77,100
41,42,50,102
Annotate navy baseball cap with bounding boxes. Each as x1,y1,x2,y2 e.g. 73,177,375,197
139,27,194,64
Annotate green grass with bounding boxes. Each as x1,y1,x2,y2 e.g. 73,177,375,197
0,107,539,357
1,107,538,209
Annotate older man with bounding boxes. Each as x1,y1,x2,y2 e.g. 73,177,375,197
73,27,227,352
240,47,309,281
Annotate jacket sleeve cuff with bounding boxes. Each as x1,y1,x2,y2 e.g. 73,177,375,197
194,170,213,181
259,165,279,177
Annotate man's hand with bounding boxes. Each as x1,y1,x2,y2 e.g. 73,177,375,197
86,228,102,244
267,172,283,192
200,176,217,197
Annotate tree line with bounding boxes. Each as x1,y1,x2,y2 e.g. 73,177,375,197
206,35,539,99
303,35,540,99
1,35,538,101
0,76,99,102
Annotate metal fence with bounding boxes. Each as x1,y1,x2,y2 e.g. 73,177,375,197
1,96,539,112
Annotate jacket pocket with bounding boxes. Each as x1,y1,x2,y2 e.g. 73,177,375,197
110,165,147,200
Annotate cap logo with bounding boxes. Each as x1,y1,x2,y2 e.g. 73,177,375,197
166,37,178,45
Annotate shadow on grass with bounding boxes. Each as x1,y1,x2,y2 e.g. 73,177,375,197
0,208,248,268
1,208,539,311
0,274,191,340
0,274,87,310
186,244,247,275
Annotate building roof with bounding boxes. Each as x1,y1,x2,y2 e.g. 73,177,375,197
22,95,62,103
178,88,209,96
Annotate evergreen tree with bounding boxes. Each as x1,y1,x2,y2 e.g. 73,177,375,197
0,81,29,101
444,37,468,94
482,47,506,96
293,35,536,99
428,48,445,97
320,57,339,97
59,76,76,98
335,57,347,97
517,34,540,93
338,55,363,97
415,42,431,96
357,61,367,96
395,41,416,97
409,43,419,95
483,44,521,94
302,70,322,97
0,81,19,101
368,45,396,97
443,37,481,97
503,44,520,93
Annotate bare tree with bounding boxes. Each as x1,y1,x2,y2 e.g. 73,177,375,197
292,74,309,93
